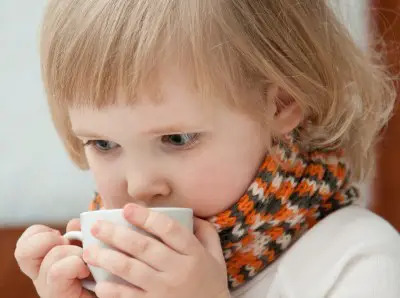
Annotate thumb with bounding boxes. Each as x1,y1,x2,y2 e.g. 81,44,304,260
66,218,82,247
66,218,81,232
194,217,225,265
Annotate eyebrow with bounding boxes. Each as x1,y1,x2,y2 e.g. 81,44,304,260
72,130,110,139
144,124,203,135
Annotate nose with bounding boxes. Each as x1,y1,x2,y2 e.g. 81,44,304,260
125,162,171,205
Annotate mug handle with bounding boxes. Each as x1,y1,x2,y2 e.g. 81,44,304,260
63,231,96,292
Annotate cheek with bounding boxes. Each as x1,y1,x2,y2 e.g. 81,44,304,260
86,155,126,206
95,174,123,200
173,134,266,217
175,158,259,218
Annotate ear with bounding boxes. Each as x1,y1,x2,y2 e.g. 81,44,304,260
270,88,303,135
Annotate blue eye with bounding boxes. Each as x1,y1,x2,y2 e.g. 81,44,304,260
84,140,119,152
161,133,199,148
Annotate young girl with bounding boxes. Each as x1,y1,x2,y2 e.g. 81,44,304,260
15,0,400,297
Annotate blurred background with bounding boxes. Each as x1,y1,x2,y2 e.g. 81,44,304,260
1,0,399,297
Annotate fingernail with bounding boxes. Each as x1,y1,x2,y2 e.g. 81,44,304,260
124,204,136,218
91,221,102,236
82,249,91,262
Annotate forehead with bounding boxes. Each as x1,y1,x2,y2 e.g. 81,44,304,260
68,73,224,136
71,66,217,111
69,91,215,126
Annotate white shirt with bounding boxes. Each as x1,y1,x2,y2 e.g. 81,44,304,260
230,205,400,298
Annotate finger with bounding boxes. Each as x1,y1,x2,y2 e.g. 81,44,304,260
96,281,145,298
47,255,90,283
16,225,57,247
15,231,68,279
66,218,81,232
47,255,92,298
83,245,159,291
91,220,179,271
194,218,225,265
38,245,83,285
123,203,199,255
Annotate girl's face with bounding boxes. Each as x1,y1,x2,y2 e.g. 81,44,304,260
69,68,270,218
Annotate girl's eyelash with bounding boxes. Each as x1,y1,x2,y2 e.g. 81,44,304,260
82,134,201,154
161,133,201,149
83,140,97,147
83,140,119,153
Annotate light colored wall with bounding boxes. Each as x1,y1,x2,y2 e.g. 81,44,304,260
330,0,369,51
0,0,370,226
0,1,96,226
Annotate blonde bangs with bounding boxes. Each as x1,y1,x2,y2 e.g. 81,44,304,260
40,0,259,110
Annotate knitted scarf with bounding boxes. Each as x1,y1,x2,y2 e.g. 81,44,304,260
88,133,359,290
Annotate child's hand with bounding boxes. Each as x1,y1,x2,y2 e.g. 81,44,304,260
15,220,93,298
83,203,230,298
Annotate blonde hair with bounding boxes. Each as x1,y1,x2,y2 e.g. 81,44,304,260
40,0,396,181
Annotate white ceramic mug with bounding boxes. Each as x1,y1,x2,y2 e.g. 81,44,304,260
63,208,193,292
